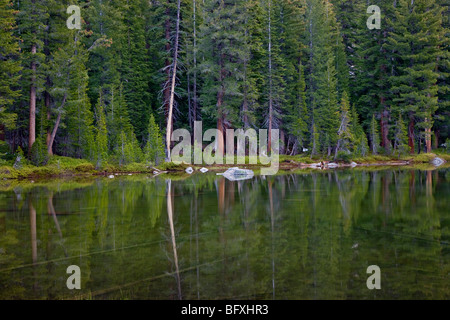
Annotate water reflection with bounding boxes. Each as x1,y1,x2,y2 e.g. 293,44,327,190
0,168,448,299
166,180,182,300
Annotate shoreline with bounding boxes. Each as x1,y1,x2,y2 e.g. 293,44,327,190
0,153,448,181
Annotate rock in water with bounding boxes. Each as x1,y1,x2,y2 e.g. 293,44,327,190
431,157,445,167
350,162,357,167
185,167,194,174
199,167,209,173
327,162,339,168
221,167,254,181
108,175,115,179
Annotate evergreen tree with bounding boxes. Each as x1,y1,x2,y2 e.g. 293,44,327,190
393,113,409,158
352,0,394,153
15,0,49,154
305,0,340,156
287,62,309,152
144,114,165,165
94,93,108,169
369,113,380,155
0,0,21,138
198,0,248,155
120,0,152,142
387,0,445,153
350,103,368,157
334,91,353,158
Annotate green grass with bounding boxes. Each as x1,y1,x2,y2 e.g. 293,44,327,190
1,150,448,181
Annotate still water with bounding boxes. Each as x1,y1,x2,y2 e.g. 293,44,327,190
0,168,449,299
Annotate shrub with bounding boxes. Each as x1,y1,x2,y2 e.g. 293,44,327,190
75,163,95,172
157,162,189,171
335,151,352,163
30,137,49,166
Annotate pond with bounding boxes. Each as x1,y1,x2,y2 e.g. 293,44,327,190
0,168,449,299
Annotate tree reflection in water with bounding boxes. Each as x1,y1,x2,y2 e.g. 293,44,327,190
0,168,448,299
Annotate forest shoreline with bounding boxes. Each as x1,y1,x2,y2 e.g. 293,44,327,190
0,153,448,181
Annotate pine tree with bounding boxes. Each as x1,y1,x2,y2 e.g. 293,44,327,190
263,0,287,151
121,0,152,142
334,91,353,158
352,0,394,153
305,0,340,156
350,103,368,157
240,0,264,129
393,113,409,158
434,0,449,149
112,84,143,165
369,113,380,155
94,93,108,169
198,0,248,155
287,62,309,152
84,0,124,112
0,0,21,137
16,0,49,154
144,114,165,165
387,0,445,153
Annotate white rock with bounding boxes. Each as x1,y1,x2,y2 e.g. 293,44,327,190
327,162,339,168
185,167,194,174
350,161,358,167
221,167,254,181
199,167,209,173
431,157,445,167
108,175,115,179
128,173,132,176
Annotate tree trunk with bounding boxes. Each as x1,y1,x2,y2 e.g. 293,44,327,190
164,4,171,121
380,107,389,151
216,98,225,157
408,115,415,154
45,90,52,155
165,0,181,160
268,0,273,152
47,94,67,155
192,0,198,127
433,129,439,149
425,127,432,153
29,44,37,155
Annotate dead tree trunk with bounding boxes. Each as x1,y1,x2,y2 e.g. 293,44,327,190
165,0,181,160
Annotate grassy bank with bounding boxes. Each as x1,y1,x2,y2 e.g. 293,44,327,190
0,152,449,181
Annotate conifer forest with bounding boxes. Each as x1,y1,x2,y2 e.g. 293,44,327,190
1,0,450,302
0,0,448,167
